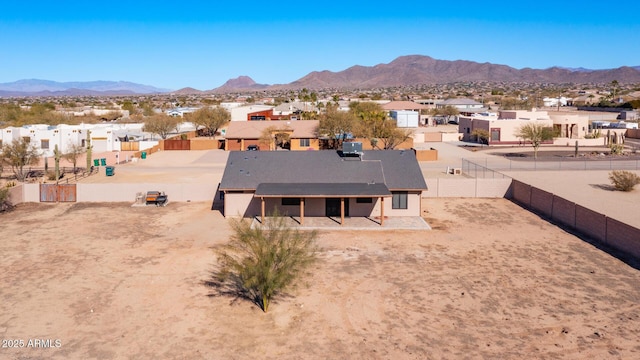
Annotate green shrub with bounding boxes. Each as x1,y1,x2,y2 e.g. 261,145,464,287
609,170,640,191
610,144,624,155
0,187,11,212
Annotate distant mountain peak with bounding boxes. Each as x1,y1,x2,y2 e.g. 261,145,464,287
222,76,257,88
209,75,269,93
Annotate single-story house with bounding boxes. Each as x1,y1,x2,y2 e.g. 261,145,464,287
381,101,429,112
458,110,590,144
218,149,428,225
224,120,320,151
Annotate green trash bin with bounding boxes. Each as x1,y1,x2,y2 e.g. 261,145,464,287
93,159,99,167
141,151,147,159
100,158,107,166
105,166,115,176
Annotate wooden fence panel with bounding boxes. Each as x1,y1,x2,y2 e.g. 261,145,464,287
40,184,57,202
57,184,77,202
39,184,77,202
120,142,140,151
163,140,191,150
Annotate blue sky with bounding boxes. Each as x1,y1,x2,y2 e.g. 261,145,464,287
1,1,639,90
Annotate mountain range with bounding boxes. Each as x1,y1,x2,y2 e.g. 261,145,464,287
0,79,170,97
2,55,640,97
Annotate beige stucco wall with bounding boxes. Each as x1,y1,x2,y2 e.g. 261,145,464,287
289,138,320,151
383,192,422,217
225,193,423,218
224,192,258,217
77,183,216,202
488,119,554,143
423,178,512,198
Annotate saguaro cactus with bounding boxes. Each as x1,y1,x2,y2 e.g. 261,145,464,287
54,144,61,181
85,130,92,171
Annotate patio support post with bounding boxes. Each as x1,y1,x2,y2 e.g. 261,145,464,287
340,197,345,226
261,197,265,224
380,197,384,226
300,197,305,225
241,139,245,151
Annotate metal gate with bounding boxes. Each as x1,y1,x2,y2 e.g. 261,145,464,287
40,184,77,202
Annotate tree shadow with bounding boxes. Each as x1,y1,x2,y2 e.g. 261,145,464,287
202,267,262,309
202,263,294,312
589,183,617,191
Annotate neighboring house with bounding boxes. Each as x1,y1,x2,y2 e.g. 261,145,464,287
166,107,199,117
246,108,289,121
229,105,274,121
0,123,157,157
272,101,319,119
218,149,427,225
543,97,570,107
381,101,429,112
458,110,589,144
224,120,320,151
437,98,486,114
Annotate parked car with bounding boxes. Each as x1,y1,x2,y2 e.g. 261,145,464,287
247,145,259,151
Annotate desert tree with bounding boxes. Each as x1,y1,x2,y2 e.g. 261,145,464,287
0,138,40,182
437,105,460,123
187,106,231,137
64,142,85,173
259,125,292,150
377,121,414,150
210,213,318,313
318,103,356,149
471,129,490,144
350,101,389,148
514,122,556,159
143,114,179,140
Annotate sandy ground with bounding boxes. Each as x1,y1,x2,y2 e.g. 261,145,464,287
1,198,639,359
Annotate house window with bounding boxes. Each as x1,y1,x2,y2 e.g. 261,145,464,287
22,136,30,143
299,138,310,147
356,197,373,203
490,128,500,141
392,191,408,209
41,139,50,149
0,140,2,147
282,198,301,206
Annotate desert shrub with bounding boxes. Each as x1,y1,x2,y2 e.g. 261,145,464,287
584,129,601,139
610,144,624,155
211,212,318,312
0,187,12,212
609,170,640,191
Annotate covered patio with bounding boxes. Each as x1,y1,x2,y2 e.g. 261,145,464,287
255,182,391,226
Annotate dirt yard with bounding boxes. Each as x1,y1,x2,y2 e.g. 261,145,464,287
1,198,639,359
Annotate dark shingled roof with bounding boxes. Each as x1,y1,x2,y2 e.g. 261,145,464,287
255,183,391,197
219,150,427,192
